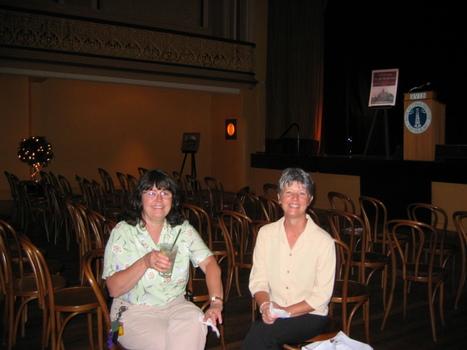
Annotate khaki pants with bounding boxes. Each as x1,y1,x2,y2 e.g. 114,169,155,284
111,295,207,350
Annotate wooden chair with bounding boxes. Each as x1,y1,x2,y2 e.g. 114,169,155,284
137,167,148,176
328,209,389,288
181,203,228,264
381,219,447,342
262,183,278,198
205,176,232,220
218,210,255,301
185,174,207,209
407,203,456,281
3,171,22,226
307,207,321,228
258,194,283,222
328,192,363,237
126,174,138,192
20,235,102,350
98,168,121,207
1,220,67,350
81,249,128,350
453,211,467,309
116,172,130,201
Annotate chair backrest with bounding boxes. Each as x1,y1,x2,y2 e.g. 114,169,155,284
0,220,16,296
453,211,467,252
359,196,389,253
327,209,368,282
58,174,74,197
126,174,138,192
234,191,261,220
185,174,205,208
18,235,58,342
328,191,356,214
307,207,321,227
386,219,440,275
218,210,255,265
262,183,278,197
258,195,283,222
138,167,149,176
181,203,213,249
407,203,448,265
116,172,130,199
98,168,118,205
82,248,110,329
205,176,225,218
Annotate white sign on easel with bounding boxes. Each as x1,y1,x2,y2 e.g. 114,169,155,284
368,69,399,107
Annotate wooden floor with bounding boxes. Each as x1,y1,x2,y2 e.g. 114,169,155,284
1,201,467,350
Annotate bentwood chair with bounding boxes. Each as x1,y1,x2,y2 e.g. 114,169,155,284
218,210,255,301
20,235,101,350
262,183,278,198
453,211,467,309
82,249,128,350
328,210,389,298
1,220,67,350
258,195,283,222
181,203,228,264
407,203,456,283
98,168,121,207
328,192,363,237
381,220,447,342
3,171,21,226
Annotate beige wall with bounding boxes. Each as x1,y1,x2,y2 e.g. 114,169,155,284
0,75,250,198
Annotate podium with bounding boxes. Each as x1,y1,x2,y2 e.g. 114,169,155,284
403,91,445,161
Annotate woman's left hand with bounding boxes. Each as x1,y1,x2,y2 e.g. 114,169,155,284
203,302,223,326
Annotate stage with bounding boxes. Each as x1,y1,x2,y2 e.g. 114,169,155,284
251,152,467,219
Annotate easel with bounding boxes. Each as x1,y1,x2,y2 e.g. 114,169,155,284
180,151,197,179
363,107,390,158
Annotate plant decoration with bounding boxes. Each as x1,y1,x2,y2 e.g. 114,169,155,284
18,136,54,179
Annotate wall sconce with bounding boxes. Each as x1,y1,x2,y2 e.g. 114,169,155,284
225,119,237,139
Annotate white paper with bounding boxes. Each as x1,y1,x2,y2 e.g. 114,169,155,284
269,302,291,318
199,315,221,338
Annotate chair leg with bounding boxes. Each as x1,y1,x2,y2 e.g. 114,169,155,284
235,267,242,297
455,257,466,309
224,265,234,302
427,284,437,342
381,271,397,330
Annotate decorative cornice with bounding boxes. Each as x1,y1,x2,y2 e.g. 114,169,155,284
0,8,255,74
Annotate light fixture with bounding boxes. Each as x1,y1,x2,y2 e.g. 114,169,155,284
225,119,237,139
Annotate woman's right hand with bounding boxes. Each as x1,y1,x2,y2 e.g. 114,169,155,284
143,250,170,273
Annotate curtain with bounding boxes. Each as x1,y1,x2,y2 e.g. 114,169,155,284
266,0,327,155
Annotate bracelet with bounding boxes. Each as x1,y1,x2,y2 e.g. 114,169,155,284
210,296,223,303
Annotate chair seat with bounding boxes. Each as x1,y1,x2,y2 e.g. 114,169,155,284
352,252,389,265
397,264,447,280
234,253,253,268
15,274,67,293
54,286,100,310
332,280,369,302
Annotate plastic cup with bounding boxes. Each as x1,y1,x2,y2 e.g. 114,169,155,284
159,243,178,277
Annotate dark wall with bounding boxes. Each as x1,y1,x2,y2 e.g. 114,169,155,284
323,0,466,156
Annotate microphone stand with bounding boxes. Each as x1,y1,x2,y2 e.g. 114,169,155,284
266,123,300,156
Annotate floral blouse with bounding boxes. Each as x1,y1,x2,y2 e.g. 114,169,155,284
103,219,212,306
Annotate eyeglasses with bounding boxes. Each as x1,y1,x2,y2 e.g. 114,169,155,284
143,190,172,200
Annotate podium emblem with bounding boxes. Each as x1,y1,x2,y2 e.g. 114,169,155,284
404,101,432,134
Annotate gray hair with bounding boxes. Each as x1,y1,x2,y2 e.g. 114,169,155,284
277,168,314,196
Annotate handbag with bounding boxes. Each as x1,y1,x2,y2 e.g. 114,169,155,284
302,331,373,350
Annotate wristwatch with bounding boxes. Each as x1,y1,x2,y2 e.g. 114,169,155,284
210,296,223,302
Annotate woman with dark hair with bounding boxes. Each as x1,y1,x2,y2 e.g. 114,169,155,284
103,169,223,350
242,168,336,350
